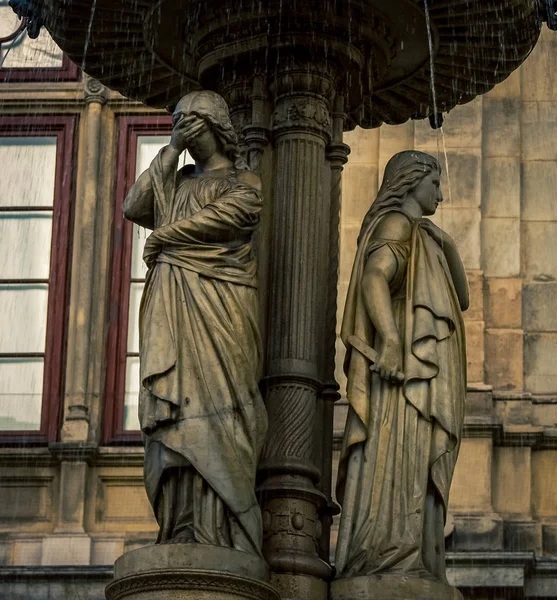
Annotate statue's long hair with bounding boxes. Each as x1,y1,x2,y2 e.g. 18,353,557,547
175,90,249,171
358,150,441,243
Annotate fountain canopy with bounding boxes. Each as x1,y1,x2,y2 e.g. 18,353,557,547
11,0,556,128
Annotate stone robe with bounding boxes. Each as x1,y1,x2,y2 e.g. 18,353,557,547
335,208,466,579
127,150,267,557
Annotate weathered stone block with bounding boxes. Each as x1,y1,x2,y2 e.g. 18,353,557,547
521,39,557,102
435,149,481,209
414,98,482,150
493,397,532,426
465,320,485,384
483,97,521,158
449,438,492,512
523,281,557,332
481,218,520,278
532,450,557,518
41,534,91,566
532,398,557,428
522,102,557,161
11,538,42,566
341,164,378,225
484,329,523,391
431,207,481,270
504,521,542,553
339,223,360,285
493,447,531,518
524,333,557,394
523,222,557,280
464,387,493,419
91,537,125,566
485,278,522,329
448,514,504,551
482,157,521,218
378,121,414,161
465,270,484,322
522,160,557,221
344,126,379,165
542,522,557,555
486,68,521,99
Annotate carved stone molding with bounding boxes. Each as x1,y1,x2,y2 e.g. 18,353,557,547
106,570,279,600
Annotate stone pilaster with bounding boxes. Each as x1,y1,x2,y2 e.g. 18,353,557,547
62,75,107,442
258,67,334,600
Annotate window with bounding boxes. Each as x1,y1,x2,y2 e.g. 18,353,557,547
0,116,77,443
104,115,193,443
0,2,79,81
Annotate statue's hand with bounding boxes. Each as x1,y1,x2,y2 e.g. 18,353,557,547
372,336,404,384
170,114,207,153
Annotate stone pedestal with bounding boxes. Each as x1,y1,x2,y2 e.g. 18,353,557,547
105,545,280,600
331,574,464,600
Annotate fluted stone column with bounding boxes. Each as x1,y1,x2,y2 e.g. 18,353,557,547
258,66,335,600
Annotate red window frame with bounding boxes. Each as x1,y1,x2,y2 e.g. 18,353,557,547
0,17,80,82
0,115,78,444
103,114,172,445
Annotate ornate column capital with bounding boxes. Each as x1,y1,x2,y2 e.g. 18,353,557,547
84,76,108,106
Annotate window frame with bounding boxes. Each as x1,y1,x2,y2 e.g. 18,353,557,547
0,14,79,82
103,114,172,445
0,115,77,444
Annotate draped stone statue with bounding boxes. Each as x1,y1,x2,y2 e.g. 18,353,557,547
333,151,468,599
122,91,267,558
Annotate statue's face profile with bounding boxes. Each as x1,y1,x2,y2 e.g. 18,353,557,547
411,170,443,216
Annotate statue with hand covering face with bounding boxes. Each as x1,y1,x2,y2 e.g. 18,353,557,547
123,90,267,558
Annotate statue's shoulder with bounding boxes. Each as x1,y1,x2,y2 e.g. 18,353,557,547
178,164,196,179
237,170,262,192
373,210,413,242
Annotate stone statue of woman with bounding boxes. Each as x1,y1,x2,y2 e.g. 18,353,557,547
122,90,267,558
334,151,469,594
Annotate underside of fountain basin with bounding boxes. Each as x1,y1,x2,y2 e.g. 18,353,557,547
23,0,555,127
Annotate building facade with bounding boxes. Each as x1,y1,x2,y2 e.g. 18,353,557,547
1,6,557,598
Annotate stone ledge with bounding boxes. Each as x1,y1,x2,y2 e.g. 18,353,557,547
447,552,557,597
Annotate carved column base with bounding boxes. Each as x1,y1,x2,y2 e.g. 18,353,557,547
331,575,463,600
105,545,280,600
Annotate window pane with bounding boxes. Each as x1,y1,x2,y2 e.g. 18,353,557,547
135,136,171,177
0,358,43,430
0,137,57,207
0,212,52,279
124,356,140,431
0,5,64,69
131,223,149,279
127,282,143,353
0,284,48,352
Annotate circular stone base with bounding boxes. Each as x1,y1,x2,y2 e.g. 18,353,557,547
105,544,280,600
331,574,463,600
